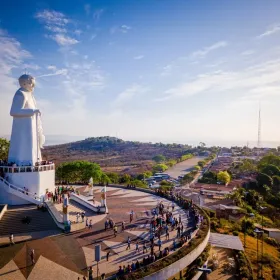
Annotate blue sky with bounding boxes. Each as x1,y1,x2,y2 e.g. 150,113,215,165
1,0,280,146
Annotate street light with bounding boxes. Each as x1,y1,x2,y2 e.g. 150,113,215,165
254,228,264,280
259,206,267,280
243,212,255,248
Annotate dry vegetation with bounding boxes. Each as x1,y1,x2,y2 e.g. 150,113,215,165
239,233,280,280
43,136,190,174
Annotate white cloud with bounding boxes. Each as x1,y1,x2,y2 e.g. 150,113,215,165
23,63,40,71
84,4,91,15
49,34,79,46
93,9,104,21
0,29,32,134
113,84,149,107
74,29,82,36
241,50,255,56
134,55,144,60
37,68,68,78
257,23,280,38
110,25,131,34
157,59,280,102
90,34,97,41
160,64,173,76
45,26,67,33
190,41,228,59
47,65,57,71
35,10,69,27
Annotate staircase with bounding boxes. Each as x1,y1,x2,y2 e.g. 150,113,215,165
0,205,59,235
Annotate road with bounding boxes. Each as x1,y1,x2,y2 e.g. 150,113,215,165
165,156,205,179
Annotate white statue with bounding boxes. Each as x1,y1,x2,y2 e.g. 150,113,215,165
8,74,45,166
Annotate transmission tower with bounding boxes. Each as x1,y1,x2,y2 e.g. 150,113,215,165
257,106,261,148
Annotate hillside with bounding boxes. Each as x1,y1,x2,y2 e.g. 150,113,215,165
42,136,191,174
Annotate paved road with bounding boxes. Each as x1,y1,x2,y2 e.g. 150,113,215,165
165,156,205,179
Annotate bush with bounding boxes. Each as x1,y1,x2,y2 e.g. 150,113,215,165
235,251,253,280
264,237,280,248
232,230,239,236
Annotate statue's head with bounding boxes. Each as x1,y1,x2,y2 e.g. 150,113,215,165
18,74,35,92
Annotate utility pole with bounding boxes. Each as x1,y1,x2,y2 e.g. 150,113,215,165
257,105,261,150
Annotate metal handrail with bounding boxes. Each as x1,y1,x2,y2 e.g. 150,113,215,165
0,176,39,200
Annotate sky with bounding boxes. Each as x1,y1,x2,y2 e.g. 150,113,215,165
1,0,280,147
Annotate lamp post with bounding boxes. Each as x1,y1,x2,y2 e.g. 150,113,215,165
259,206,267,280
243,212,255,248
254,228,263,279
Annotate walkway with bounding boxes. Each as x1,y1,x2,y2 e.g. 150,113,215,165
0,186,196,279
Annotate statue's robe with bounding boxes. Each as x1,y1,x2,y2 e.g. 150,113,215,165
8,88,45,166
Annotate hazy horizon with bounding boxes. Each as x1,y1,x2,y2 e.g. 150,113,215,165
2,134,278,148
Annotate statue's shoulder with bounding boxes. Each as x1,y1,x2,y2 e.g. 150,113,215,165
14,88,27,98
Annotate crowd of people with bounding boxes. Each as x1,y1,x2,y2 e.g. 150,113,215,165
44,185,75,203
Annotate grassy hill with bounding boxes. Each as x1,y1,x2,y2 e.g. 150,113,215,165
42,136,191,174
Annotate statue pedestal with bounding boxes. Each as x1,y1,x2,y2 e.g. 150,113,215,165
89,187,94,196
3,164,55,200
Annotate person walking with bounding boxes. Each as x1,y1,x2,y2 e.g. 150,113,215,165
114,224,118,237
76,212,80,223
89,219,93,229
157,238,162,251
81,212,85,222
88,266,93,280
86,218,89,228
9,233,15,245
30,249,35,265
143,241,148,253
126,237,131,250
135,241,140,252
106,250,110,261
121,221,125,231
105,219,109,231
172,202,175,212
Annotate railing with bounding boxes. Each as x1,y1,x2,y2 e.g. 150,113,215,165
0,176,40,202
0,163,55,173
70,193,107,213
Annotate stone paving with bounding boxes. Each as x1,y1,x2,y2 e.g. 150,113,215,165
0,186,195,279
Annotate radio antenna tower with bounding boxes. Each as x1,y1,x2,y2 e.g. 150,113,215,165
257,105,261,148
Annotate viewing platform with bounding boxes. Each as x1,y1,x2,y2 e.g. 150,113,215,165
0,163,55,173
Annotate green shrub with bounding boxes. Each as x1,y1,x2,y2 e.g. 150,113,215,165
232,230,239,236
264,237,280,248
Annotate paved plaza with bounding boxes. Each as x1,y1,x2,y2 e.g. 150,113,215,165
0,186,194,279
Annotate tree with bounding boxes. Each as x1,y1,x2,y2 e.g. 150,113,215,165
106,172,120,184
0,138,9,161
256,172,273,187
167,159,177,167
258,154,280,169
240,159,257,173
182,173,193,184
152,163,168,173
260,164,280,177
56,161,103,183
100,173,111,185
194,165,201,171
198,160,207,168
152,154,166,163
228,188,245,206
119,174,131,183
199,142,206,147
217,171,231,185
198,171,217,184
